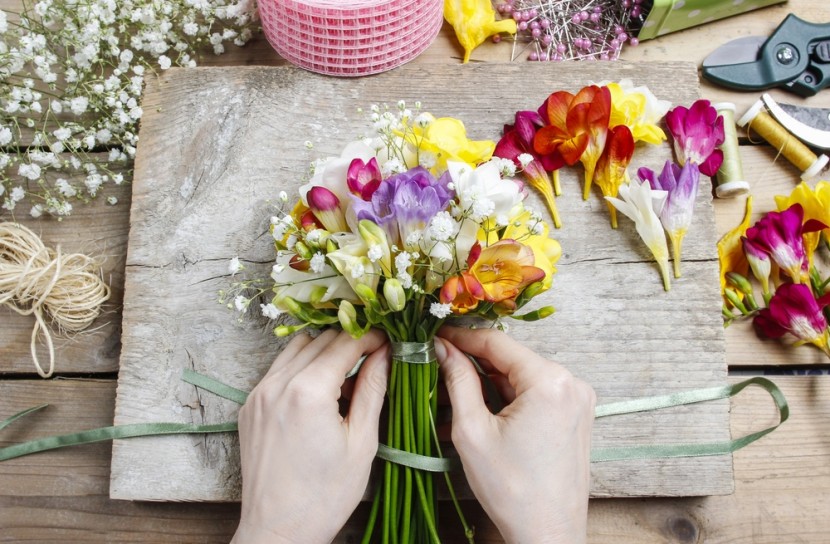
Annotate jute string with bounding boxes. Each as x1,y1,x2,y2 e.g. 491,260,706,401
0,222,110,378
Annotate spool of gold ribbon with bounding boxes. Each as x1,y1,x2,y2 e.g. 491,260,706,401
712,102,750,198
0,223,111,378
738,99,829,180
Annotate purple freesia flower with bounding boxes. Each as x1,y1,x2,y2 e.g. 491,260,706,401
637,160,700,277
352,167,453,246
754,283,830,357
665,99,724,177
743,204,827,284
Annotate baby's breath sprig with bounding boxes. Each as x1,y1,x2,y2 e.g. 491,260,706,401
0,0,258,219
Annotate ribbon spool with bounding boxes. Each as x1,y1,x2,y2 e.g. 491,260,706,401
0,223,110,378
712,102,750,198
258,0,444,77
738,99,829,181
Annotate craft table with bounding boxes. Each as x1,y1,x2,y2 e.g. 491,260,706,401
2,0,829,541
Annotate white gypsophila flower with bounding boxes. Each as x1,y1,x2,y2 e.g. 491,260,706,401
70,96,89,115
382,157,405,177
397,271,413,289
10,186,25,202
228,257,242,275
0,10,7,34
183,22,199,36
233,295,247,312
260,303,283,320
158,55,171,70
18,163,41,180
29,204,43,218
367,244,383,262
278,190,288,202
53,127,72,141
107,196,118,205
55,178,76,197
429,302,452,319
50,100,62,114
310,252,326,274
427,211,456,242
350,261,365,279
418,151,437,169
493,157,516,178
0,127,11,146
518,153,534,168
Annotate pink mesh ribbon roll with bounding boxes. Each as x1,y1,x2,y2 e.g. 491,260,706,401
259,0,444,76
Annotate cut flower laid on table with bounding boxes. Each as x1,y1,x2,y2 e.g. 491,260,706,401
231,101,561,542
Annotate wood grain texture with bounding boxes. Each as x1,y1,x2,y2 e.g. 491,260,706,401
110,62,734,501
0,171,130,375
3,376,826,542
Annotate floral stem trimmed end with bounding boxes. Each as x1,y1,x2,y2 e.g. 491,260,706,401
670,232,684,278
553,169,562,196
658,257,671,291
583,165,595,201
605,201,618,229
538,182,562,229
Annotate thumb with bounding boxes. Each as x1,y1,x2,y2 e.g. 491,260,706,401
347,345,389,442
436,337,488,426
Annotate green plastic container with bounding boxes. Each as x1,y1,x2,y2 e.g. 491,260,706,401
637,0,787,40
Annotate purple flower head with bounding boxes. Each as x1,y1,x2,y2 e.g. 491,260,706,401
638,160,700,234
754,283,830,350
665,99,725,176
744,204,827,283
352,167,452,246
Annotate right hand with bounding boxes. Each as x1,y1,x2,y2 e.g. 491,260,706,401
436,326,596,544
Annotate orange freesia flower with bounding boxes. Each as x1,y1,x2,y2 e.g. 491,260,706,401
439,271,484,314
594,124,635,228
533,85,611,201
469,239,545,312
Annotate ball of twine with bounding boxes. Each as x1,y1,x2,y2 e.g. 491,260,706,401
0,222,111,378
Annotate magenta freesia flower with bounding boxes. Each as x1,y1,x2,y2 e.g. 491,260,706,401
743,204,827,284
307,186,348,232
351,167,453,246
638,160,699,277
346,157,382,201
754,283,830,357
665,99,724,177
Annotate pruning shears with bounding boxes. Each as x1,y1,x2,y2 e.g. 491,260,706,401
702,14,830,97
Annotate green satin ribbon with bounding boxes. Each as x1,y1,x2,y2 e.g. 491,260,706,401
391,341,436,364
0,372,788,472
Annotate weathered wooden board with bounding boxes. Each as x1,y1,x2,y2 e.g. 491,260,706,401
112,62,732,501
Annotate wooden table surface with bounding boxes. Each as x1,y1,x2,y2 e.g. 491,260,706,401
2,1,830,541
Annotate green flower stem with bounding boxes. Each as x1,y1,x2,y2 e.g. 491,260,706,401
428,405,474,543
670,233,683,278
362,486,381,544
401,366,412,543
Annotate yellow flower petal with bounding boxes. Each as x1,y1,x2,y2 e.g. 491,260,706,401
405,116,495,173
717,195,753,298
606,81,669,146
444,0,517,63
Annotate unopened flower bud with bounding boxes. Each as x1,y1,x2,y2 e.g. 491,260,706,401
338,300,366,338
383,279,406,312
294,241,312,260
723,288,749,315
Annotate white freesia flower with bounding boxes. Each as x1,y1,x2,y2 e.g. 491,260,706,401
271,252,357,305
605,178,672,291
448,160,523,223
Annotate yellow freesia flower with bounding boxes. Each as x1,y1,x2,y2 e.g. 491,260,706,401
774,181,830,268
717,195,753,299
606,80,670,146
444,0,517,63
405,114,495,173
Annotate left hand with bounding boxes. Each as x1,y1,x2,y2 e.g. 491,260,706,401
231,329,389,544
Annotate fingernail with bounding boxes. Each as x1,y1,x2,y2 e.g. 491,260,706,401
433,338,447,361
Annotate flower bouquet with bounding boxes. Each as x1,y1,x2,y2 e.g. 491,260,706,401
248,102,561,541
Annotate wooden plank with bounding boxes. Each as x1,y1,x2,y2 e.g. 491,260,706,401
110,62,734,501
2,376,827,541
0,170,130,375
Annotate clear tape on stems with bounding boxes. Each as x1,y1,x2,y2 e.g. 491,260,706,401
712,102,750,198
258,0,444,77
391,341,436,364
738,99,829,181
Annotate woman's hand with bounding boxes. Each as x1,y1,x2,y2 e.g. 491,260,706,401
232,329,389,544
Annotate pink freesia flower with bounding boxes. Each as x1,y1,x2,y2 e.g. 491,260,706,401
743,204,827,284
346,157,382,201
495,110,562,227
665,99,724,177
638,160,699,277
754,283,830,357
307,186,348,232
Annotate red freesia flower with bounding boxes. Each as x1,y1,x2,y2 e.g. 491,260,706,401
495,110,562,227
594,124,635,228
754,283,830,356
533,85,611,201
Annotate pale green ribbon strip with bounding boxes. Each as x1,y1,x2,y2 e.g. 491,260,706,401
391,341,436,364
0,372,787,472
